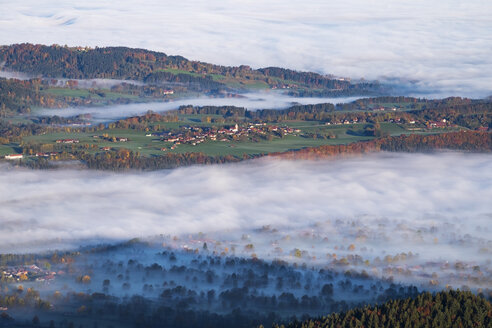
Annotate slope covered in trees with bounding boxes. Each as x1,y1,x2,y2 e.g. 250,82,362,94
276,290,492,328
0,43,382,95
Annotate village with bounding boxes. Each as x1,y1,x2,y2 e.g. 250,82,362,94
1,264,56,283
1,110,487,161
155,123,301,151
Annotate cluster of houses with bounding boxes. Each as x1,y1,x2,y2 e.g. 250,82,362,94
1,265,56,282
157,123,300,150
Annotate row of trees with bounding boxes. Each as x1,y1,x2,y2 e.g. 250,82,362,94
80,149,245,170
274,131,491,160
0,78,61,115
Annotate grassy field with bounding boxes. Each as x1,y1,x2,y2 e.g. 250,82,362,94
0,143,22,156
156,68,270,90
379,122,408,135
41,88,140,100
11,119,470,160
21,122,401,157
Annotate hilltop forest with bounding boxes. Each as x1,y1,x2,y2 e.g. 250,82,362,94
0,43,382,96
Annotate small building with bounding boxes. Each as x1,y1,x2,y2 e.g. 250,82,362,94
4,154,23,160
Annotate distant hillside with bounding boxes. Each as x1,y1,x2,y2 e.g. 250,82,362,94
275,290,492,328
0,43,383,96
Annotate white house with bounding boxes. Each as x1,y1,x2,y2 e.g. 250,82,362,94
4,154,23,160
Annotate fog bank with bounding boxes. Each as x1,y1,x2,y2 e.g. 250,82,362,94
1,0,491,97
1,153,490,251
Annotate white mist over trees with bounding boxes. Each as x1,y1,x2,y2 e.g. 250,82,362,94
0,153,491,290
36,92,359,122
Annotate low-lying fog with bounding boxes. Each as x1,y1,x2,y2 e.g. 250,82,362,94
0,69,143,88
36,92,360,122
1,153,491,290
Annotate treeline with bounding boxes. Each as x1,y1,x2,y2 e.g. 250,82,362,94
277,290,492,328
114,103,340,128
79,149,245,170
33,114,91,125
336,96,479,110
378,131,492,152
273,132,492,160
0,78,60,114
258,67,381,93
176,103,338,122
172,100,490,127
0,120,54,144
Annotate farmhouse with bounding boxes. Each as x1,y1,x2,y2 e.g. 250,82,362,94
4,154,23,160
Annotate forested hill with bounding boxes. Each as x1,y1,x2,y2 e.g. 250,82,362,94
0,43,382,95
275,290,492,328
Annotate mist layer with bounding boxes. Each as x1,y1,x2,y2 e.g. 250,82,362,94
0,153,490,250
1,0,491,97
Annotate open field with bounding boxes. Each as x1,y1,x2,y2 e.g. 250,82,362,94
0,143,21,156
21,121,407,157
41,87,140,100
157,68,271,89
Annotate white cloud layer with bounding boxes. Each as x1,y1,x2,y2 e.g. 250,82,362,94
1,0,491,98
0,153,491,256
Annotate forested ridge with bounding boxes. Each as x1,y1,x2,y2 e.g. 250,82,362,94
276,290,492,328
0,43,381,94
